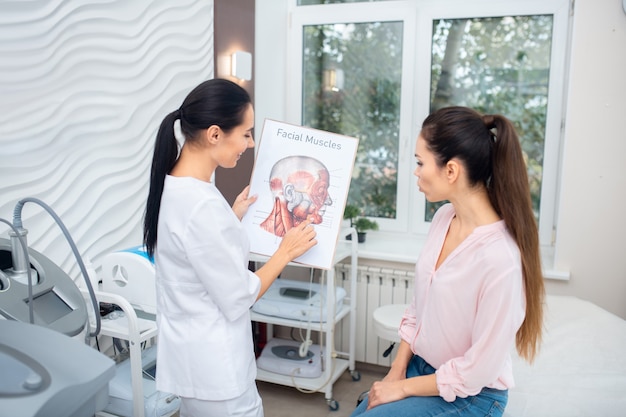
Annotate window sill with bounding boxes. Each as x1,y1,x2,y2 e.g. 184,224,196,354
349,231,570,281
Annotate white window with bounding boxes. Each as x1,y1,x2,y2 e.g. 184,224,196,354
287,0,571,245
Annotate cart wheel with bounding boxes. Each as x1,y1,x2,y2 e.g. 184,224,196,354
327,399,339,411
350,370,361,381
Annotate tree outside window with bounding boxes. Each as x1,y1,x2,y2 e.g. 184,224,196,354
302,21,403,219
427,16,553,222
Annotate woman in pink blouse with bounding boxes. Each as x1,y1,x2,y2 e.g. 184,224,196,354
351,107,544,417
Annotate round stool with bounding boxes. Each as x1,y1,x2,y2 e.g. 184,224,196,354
372,303,409,343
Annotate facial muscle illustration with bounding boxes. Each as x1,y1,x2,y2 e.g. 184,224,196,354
260,156,332,237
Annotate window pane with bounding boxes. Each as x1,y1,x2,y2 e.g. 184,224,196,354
302,22,403,218
427,15,553,222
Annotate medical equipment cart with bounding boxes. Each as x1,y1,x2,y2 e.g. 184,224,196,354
250,228,359,412
92,291,159,417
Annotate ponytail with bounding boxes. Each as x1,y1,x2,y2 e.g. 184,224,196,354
421,106,544,362
142,78,252,258
488,114,544,363
143,110,180,257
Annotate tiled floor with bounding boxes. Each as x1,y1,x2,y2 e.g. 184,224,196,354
258,362,387,417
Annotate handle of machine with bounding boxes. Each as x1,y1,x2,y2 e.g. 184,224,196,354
0,217,36,324
12,197,102,337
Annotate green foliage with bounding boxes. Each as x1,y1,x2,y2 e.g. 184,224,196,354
427,16,551,222
343,204,360,221
343,204,379,232
353,217,379,233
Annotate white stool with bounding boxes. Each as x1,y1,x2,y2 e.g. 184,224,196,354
372,304,408,343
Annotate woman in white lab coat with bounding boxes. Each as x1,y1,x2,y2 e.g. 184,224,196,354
143,78,317,417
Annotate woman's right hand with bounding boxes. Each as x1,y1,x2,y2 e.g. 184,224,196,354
278,220,318,261
256,220,318,301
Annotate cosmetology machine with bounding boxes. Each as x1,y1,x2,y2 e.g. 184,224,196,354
256,337,323,378
0,235,90,337
0,198,179,417
252,278,346,378
252,278,346,322
98,245,181,417
0,319,115,417
0,198,115,417
100,246,157,316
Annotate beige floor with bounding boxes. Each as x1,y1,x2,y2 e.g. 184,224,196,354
258,362,387,417
170,362,387,417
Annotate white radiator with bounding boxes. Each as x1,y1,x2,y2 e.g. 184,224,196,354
334,263,414,367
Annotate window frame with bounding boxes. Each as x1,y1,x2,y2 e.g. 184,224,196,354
287,0,571,246
287,1,417,232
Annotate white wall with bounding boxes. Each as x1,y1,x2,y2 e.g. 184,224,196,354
0,0,214,280
548,0,626,317
254,1,289,131
255,0,626,318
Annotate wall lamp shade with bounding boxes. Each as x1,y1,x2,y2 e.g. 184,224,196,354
231,51,252,81
323,68,344,92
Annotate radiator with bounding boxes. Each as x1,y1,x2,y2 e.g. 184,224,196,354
334,263,414,367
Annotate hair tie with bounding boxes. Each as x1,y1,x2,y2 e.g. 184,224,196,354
178,107,184,121
482,114,497,142
482,114,496,130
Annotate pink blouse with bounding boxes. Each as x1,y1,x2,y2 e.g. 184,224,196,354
398,204,526,402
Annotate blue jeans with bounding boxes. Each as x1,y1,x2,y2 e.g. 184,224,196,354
350,355,508,417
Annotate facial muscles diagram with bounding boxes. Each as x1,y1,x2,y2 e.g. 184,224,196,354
260,156,332,237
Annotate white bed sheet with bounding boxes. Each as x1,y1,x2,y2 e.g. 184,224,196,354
504,295,626,416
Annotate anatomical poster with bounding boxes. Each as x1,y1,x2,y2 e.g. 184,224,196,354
242,119,359,269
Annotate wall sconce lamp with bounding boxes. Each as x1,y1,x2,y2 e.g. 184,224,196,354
322,68,344,92
231,51,252,81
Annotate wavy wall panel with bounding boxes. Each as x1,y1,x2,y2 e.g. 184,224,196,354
0,0,214,279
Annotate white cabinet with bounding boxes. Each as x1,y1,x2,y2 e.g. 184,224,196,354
250,228,359,411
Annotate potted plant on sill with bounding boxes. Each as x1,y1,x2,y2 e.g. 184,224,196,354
343,204,379,243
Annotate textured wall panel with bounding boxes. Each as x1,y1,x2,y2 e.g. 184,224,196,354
0,0,214,279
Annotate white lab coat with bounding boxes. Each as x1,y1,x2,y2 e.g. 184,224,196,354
154,175,261,401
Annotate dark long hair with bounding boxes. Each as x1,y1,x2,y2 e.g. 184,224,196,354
143,78,251,257
421,106,544,362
